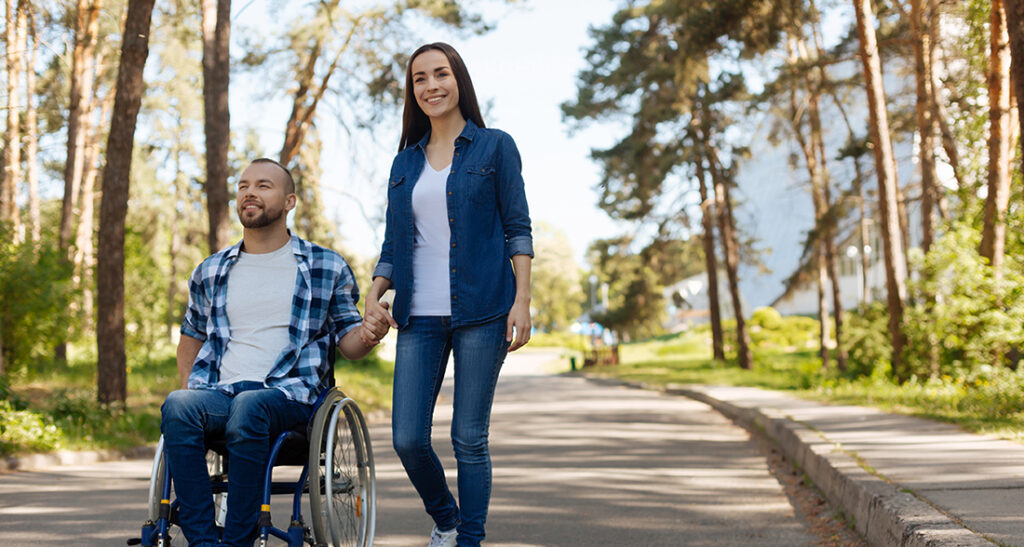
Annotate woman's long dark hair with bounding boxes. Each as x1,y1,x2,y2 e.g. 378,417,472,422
399,42,486,151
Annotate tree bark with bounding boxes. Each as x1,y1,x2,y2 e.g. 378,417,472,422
703,137,752,370
202,0,232,254
911,0,940,252
981,0,1013,283
96,0,156,405
1006,0,1024,168
853,0,909,379
694,152,726,361
76,85,114,329
2,0,24,234
23,0,39,242
59,0,102,255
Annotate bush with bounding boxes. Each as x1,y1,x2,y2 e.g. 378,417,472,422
841,302,892,378
0,400,63,455
902,224,1024,376
0,226,76,373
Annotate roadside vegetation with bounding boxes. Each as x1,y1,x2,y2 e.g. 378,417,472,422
536,308,1024,444
0,342,393,457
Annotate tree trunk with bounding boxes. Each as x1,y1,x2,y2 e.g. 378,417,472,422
694,152,725,361
2,0,23,234
853,0,909,380
981,0,1013,283
23,0,39,242
96,0,156,405
76,86,113,329
704,141,752,370
59,0,102,255
911,0,940,253
202,0,232,254
167,139,185,341
1006,0,1024,168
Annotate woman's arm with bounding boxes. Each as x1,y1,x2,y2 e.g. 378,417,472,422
506,254,532,351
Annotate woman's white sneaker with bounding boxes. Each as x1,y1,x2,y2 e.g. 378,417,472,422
428,525,457,547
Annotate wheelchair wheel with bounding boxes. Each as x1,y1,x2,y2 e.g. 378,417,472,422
308,390,375,547
148,435,228,528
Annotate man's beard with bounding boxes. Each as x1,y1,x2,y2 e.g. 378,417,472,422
238,203,284,228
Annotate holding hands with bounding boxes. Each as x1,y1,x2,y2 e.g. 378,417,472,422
360,297,397,347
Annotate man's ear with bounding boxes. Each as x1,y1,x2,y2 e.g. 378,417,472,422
285,193,297,213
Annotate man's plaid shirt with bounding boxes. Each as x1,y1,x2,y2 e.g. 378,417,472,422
180,235,363,404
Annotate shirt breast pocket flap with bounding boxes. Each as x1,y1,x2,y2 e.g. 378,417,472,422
466,165,496,206
389,174,406,189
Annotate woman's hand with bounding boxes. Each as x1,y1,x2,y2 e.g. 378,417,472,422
360,298,397,347
506,298,531,352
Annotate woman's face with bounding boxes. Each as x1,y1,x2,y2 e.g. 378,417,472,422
411,49,461,122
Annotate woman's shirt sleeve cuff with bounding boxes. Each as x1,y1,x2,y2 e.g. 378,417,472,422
372,262,394,280
506,236,534,258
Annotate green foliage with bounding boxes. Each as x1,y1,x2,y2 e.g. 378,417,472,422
530,331,586,352
746,308,818,351
0,225,76,372
587,332,1024,442
841,302,892,378
902,224,1024,375
531,223,584,332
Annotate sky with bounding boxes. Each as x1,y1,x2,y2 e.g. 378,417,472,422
233,0,627,265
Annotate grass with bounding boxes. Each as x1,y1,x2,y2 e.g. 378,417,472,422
578,328,1024,444
1,341,395,457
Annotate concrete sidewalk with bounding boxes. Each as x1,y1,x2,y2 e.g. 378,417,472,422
639,382,1023,547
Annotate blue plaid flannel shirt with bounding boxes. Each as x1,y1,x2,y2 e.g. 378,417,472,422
180,234,363,404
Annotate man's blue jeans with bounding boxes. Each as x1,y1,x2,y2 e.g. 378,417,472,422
160,383,313,547
391,315,510,547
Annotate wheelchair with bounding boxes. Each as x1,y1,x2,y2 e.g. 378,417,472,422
131,383,376,547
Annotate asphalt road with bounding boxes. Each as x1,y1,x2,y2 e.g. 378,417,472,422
0,349,815,546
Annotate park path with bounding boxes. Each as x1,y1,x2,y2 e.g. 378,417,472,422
0,349,816,546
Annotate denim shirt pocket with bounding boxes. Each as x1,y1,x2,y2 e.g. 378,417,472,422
465,164,496,207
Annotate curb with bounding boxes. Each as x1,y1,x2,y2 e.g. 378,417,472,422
591,376,993,547
0,444,156,474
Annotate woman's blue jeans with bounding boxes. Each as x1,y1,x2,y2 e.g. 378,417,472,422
392,315,509,547
160,383,312,547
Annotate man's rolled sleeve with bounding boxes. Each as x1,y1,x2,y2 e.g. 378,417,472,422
180,266,209,341
330,262,364,340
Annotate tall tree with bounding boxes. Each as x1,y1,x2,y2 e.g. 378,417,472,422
1006,0,1024,166
201,0,231,253
2,0,24,234
980,0,1012,283
701,123,752,370
23,0,40,242
59,0,102,256
96,0,155,404
852,0,909,379
693,150,725,361
911,0,942,252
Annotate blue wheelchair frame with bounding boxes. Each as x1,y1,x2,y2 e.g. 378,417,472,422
133,352,374,547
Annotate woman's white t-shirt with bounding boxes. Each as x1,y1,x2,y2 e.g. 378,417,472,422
410,162,452,316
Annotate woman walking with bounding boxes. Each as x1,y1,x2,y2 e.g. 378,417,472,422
361,42,533,547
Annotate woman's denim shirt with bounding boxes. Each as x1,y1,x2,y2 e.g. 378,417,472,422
373,119,534,329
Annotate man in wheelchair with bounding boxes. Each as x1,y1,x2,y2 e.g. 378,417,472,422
162,158,387,546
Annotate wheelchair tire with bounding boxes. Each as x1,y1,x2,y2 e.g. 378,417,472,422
308,390,375,547
148,435,228,529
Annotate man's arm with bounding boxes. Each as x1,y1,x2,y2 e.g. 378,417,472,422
176,334,203,389
337,328,376,361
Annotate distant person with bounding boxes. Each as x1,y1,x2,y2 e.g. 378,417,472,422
161,158,388,547
360,42,533,547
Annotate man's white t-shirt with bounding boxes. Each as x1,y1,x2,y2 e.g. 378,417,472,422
410,162,452,316
218,242,298,385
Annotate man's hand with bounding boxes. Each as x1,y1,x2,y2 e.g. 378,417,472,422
359,299,397,347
